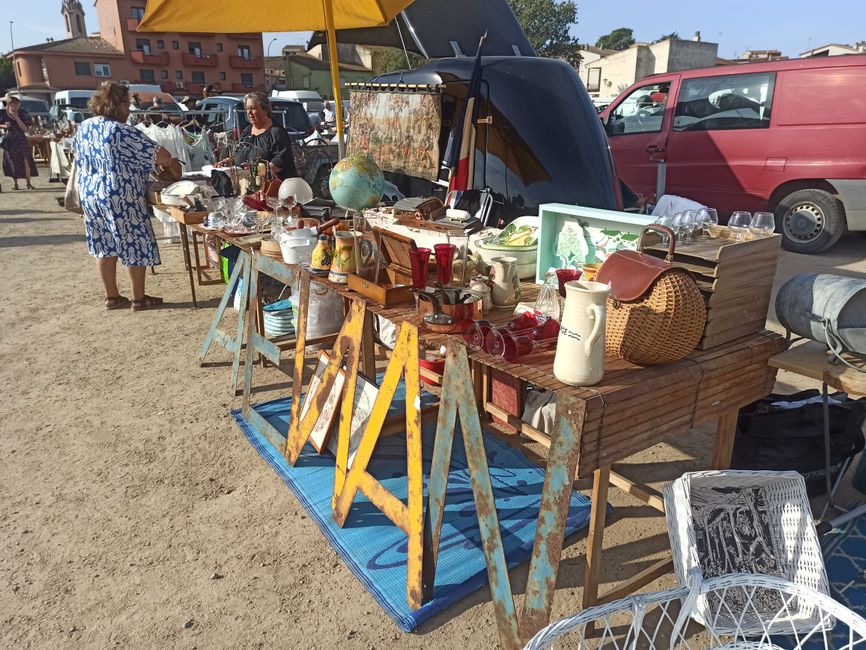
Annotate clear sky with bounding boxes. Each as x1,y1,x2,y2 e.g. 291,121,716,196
3,0,864,60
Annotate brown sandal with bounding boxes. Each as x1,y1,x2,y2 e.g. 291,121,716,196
131,295,164,311
105,295,131,310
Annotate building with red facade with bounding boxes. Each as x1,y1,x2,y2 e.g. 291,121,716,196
9,0,265,102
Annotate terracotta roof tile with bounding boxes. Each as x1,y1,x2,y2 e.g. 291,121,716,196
14,37,124,57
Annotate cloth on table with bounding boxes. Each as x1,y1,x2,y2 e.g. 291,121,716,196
136,122,191,171
49,139,70,180
522,388,557,435
650,194,706,218
74,116,161,266
0,108,38,179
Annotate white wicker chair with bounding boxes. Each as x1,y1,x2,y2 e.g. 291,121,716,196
523,572,866,649
664,470,830,635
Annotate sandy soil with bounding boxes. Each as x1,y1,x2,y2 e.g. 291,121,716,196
2,175,864,648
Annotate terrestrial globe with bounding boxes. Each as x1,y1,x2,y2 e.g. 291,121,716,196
328,154,385,211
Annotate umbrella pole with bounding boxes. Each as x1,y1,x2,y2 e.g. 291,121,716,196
323,0,346,158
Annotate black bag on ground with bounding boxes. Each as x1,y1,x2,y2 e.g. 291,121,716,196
731,389,866,496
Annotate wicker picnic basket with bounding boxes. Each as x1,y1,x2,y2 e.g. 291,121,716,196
596,225,706,365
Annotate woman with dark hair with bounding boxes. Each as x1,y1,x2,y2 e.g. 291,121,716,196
215,91,298,180
73,81,175,311
0,96,37,190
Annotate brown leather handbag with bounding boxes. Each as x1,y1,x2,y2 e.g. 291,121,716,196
596,225,706,364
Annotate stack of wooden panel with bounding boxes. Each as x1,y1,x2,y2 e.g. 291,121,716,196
645,234,781,350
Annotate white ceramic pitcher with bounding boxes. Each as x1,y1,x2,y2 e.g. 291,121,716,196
553,280,610,386
490,256,521,307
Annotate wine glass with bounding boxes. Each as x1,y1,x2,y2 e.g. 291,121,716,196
750,211,776,238
729,211,752,240
409,247,432,290
700,208,719,239
462,319,493,351
433,243,457,286
681,210,698,245
670,212,683,245
654,215,674,246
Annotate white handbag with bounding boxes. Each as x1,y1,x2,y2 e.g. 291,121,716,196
63,162,83,215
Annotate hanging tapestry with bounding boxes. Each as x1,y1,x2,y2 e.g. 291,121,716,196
348,90,441,182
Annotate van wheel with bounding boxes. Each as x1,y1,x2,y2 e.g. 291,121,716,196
776,188,846,254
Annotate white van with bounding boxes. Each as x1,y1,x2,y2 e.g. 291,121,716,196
52,90,96,122
271,90,325,114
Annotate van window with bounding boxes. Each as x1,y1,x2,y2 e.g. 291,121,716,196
775,68,866,126
606,82,670,135
674,72,775,132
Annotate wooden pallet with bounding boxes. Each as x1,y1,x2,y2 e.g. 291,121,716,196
644,234,781,350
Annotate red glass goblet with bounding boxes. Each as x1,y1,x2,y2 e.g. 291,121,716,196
555,269,581,297
408,247,432,290
499,334,557,362
462,319,493,351
433,243,457,286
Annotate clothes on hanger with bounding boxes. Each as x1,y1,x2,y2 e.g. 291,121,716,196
136,121,191,170
185,131,215,171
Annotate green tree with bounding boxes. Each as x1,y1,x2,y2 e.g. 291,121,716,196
0,58,16,95
507,0,581,66
595,27,635,51
652,32,679,44
368,47,427,75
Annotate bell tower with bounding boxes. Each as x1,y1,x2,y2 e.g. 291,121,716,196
61,0,87,39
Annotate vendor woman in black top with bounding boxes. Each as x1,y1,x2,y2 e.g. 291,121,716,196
215,91,298,180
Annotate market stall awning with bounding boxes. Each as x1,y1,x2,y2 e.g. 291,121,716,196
138,0,416,156
138,0,413,32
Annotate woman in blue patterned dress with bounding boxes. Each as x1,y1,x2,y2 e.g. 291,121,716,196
73,82,175,310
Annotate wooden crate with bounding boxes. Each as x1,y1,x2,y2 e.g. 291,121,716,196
644,234,781,350
168,206,208,225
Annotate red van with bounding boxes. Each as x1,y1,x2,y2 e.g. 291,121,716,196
600,55,866,253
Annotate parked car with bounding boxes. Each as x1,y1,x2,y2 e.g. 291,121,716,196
197,95,314,138
2,94,50,124
600,54,866,253
198,95,335,197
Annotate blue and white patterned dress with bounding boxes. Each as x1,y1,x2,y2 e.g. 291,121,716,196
73,116,160,266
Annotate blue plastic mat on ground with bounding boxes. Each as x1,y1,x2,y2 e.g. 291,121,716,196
231,392,596,632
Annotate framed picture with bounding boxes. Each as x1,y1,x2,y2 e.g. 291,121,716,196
327,373,379,469
299,351,346,453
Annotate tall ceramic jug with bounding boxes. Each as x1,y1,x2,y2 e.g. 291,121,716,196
553,280,610,386
490,256,520,307
327,230,360,284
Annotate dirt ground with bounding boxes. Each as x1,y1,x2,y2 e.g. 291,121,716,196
2,175,864,649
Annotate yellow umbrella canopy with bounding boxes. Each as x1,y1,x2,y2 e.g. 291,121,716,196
139,0,414,154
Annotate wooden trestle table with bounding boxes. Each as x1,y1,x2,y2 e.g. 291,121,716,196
233,252,786,649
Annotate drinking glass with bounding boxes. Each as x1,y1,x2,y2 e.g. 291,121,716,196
670,212,684,245
729,211,752,240
654,215,674,246
555,268,581,297
535,271,562,320
462,319,493,351
433,243,457,286
750,211,776,238
700,208,719,239
486,322,560,361
680,210,697,245
408,247,432,290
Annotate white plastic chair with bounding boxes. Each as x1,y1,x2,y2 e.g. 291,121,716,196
524,572,866,649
